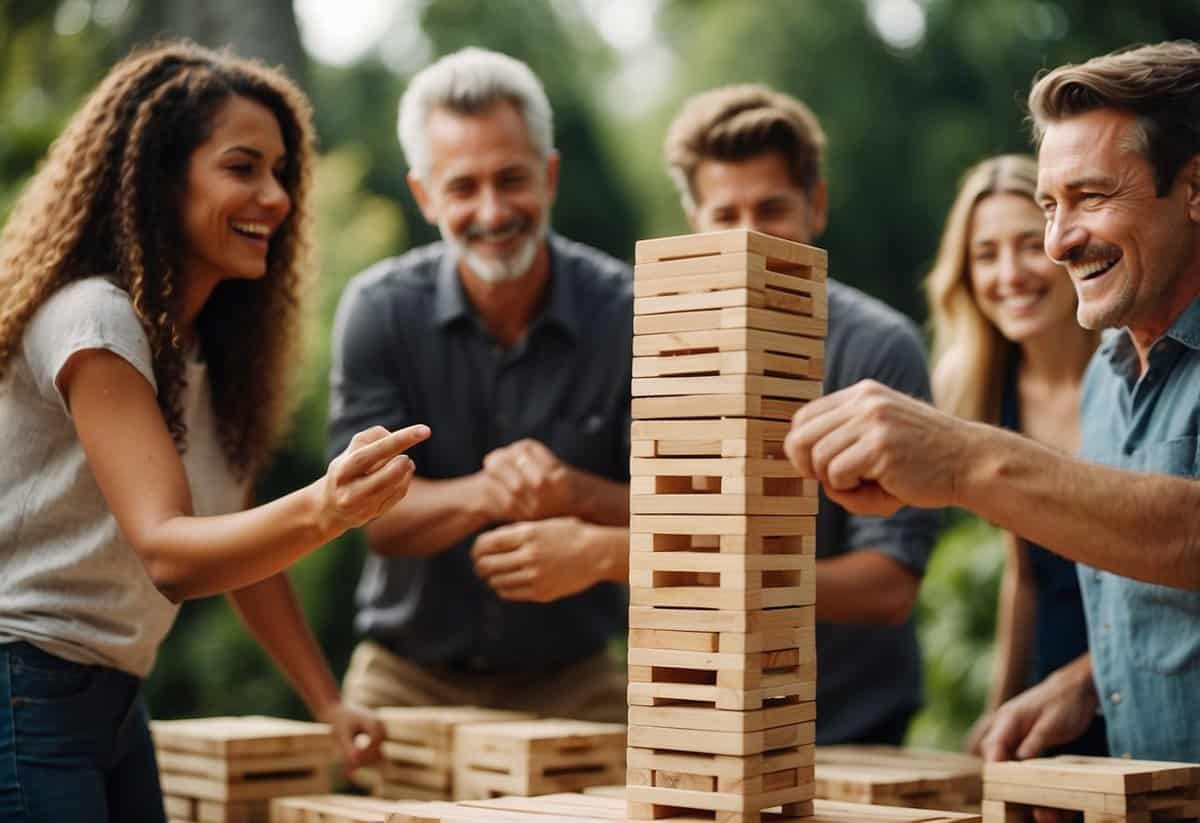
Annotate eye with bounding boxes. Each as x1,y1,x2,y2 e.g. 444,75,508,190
227,163,254,176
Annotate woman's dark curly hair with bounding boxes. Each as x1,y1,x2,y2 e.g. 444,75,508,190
0,40,316,479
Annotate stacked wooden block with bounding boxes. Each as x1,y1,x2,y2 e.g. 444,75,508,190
361,707,532,801
453,719,627,800
983,755,1200,822
270,794,404,823
153,716,334,823
815,745,982,811
625,228,827,823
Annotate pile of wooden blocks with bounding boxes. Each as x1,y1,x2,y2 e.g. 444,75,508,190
625,228,826,822
153,715,334,823
983,755,1200,822
360,707,532,801
815,744,982,811
454,719,627,800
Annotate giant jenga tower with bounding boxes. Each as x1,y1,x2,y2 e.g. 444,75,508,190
625,228,826,823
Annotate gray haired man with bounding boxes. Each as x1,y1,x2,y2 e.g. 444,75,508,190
329,48,631,720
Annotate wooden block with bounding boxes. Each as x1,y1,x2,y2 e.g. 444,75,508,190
152,717,335,760
453,720,626,801
631,419,790,459
165,795,198,821
633,349,820,381
627,721,814,757
983,756,1200,795
628,605,814,633
627,701,815,733
632,374,819,401
630,514,815,539
270,794,404,822
628,626,816,655
632,394,803,421
159,768,329,803
634,327,824,361
197,798,268,823
628,551,816,608
633,306,827,339
635,286,814,318
634,229,826,276
634,250,821,281
814,744,982,810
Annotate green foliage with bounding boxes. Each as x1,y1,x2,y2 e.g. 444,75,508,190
908,514,1005,750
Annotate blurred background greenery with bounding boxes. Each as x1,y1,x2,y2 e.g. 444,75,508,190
2,0,1196,751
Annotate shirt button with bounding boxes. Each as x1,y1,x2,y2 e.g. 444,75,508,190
1110,691,1122,705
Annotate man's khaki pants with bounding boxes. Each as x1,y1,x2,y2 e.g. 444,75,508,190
342,640,628,723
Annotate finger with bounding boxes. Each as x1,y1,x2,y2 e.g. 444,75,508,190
1016,710,1061,761
981,709,1028,763
520,439,559,470
824,483,902,517
484,567,536,590
338,455,416,518
492,583,537,602
341,425,430,478
472,524,526,560
784,400,855,477
348,425,391,449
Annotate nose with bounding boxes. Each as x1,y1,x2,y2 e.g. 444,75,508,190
1044,209,1085,265
259,173,291,218
476,185,513,229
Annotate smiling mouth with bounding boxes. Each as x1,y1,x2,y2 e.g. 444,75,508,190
1068,256,1120,282
231,220,272,241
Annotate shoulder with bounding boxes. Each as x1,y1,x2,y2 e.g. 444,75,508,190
827,279,922,347
30,277,140,334
551,233,633,304
339,242,448,308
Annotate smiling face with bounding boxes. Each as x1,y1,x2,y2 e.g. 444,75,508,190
688,150,827,243
408,100,558,284
967,192,1077,345
178,95,291,289
1037,107,1200,339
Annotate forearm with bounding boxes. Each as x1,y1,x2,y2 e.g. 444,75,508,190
959,424,1200,589
814,550,919,625
569,471,630,527
364,476,490,557
989,537,1035,709
140,482,336,602
227,573,341,719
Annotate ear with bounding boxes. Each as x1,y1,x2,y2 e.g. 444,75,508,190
1187,155,1200,224
808,178,829,238
407,171,439,226
544,150,561,204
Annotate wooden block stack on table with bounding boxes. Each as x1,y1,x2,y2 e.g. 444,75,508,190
360,707,534,801
982,755,1200,823
453,719,627,800
153,716,334,823
815,745,982,812
626,228,826,823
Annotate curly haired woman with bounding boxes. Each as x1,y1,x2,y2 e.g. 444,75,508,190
0,41,429,821
925,154,1106,757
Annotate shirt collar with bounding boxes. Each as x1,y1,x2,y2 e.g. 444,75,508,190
431,233,580,342
1097,295,1200,380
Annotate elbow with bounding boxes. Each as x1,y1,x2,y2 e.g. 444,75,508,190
144,559,191,604
879,577,920,626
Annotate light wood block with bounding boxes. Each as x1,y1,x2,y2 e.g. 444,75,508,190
634,305,828,340
270,794,408,822
635,287,814,319
814,744,982,811
453,720,627,801
627,701,815,734
152,716,334,760
634,229,826,276
630,419,789,459
631,374,820,402
628,552,816,610
633,349,821,381
983,756,1200,822
626,721,814,757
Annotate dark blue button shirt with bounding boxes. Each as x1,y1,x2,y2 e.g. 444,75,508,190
328,234,632,670
1078,298,1200,760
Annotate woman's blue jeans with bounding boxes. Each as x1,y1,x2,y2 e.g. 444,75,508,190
0,642,167,822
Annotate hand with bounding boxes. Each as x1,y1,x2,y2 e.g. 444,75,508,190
318,700,385,772
318,424,430,534
964,709,996,756
471,517,601,602
479,439,574,522
980,663,1099,763
783,380,972,516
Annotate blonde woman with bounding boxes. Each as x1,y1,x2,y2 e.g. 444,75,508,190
925,154,1105,756
0,41,428,821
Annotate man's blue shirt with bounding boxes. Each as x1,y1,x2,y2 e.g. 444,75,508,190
1078,297,1200,760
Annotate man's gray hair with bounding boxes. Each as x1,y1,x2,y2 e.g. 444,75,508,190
398,47,555,179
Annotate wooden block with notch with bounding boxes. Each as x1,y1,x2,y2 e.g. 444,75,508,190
982,756,1200,822
814,744,982,811
452,720,626,801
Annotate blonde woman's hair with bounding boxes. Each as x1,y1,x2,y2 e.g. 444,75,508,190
926,155,1058,423
0,40,316,478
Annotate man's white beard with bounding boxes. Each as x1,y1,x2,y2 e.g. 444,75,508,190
441,214,548,283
